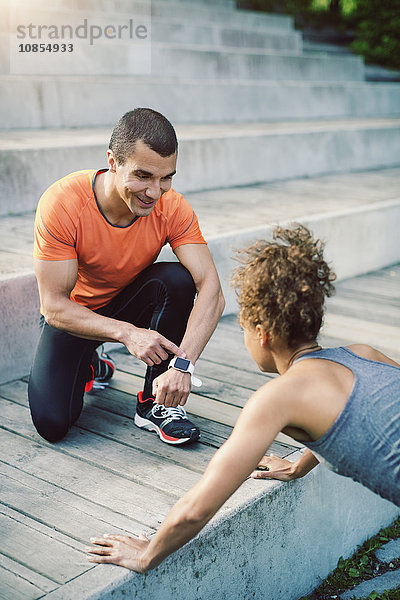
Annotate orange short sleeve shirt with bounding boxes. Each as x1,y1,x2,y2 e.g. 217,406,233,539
34,170,207,309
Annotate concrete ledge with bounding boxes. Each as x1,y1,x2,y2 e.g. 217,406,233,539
0,273,40,384
43,459,399,600
208,198,400,314
2,78,399,130
1,198,398,384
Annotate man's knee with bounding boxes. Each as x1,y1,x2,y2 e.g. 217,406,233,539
29,402,70,443
32,414,70,443
156,262,196,298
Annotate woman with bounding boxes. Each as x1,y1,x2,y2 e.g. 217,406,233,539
86,225,400,572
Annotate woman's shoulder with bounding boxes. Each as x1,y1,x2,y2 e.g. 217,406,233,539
253,369,319,411
346,344,400,368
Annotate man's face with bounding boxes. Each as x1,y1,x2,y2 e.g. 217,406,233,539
109,139,177,218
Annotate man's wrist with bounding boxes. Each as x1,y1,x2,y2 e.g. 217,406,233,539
168,357,202,387
117,322,136,346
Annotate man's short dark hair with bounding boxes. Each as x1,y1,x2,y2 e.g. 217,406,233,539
109,108,178,164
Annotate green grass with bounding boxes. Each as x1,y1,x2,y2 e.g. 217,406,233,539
298,516,400,600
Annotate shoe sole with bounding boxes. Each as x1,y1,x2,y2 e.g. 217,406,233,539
134,413,199,445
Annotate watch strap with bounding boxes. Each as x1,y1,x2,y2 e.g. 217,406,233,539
168,357,202,388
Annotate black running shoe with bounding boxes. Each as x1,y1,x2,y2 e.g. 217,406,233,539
134,392,200,445
85,347,116,392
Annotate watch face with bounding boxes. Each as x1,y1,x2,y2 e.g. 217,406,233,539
174,357,190,370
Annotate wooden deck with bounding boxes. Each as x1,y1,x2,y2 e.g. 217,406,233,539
0,265,399,599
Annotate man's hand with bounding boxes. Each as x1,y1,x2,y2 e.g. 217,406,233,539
123,327,185,366
152,368,191,407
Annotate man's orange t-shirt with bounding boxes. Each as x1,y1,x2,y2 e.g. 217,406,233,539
34,170,206,310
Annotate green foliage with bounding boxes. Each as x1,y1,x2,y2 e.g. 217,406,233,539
238,0,400,70
350,0,400,69
363,590,400,600
237,0,311,16
237,0,353,26
297,516,400,600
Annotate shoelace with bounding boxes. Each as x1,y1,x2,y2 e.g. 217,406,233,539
92,380,110,390
152,404,187,421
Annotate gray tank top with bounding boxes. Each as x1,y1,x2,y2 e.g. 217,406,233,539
294,347,400,507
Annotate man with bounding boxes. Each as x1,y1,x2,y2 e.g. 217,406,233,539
29,108,225,445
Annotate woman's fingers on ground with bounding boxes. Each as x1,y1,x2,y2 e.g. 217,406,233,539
251,469,272,479
103,534,133,542
88,536,114,546
86,545,112,555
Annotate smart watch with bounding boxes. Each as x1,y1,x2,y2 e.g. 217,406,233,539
168,357,202,387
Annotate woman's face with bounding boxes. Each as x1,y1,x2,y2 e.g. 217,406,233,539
242,323,277,373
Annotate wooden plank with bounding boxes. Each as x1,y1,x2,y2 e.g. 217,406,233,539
0,506,90,585
322,313,400,359
326,295,400,327
86,391,296,457
0,379,28,403
200,333,264,373
111,348,271,396
0,398,194,509
0,553,56,594
103,373,301,452
0,426,177,529
0,386,219,474
0,564,44,600
108,359,270,414
334,275,400,300
0,464,148,544
0,376,240,469
106,370,243,427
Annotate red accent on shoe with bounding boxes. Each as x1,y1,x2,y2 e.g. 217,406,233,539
159,430,184,442
85,365,95,392
101,358,115,375
137,391,154,403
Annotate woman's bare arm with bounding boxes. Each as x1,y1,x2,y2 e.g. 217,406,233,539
86,380,290,572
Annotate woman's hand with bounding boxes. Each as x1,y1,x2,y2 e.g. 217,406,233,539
86,533,151,572
251,449,319,481
251,454,298,481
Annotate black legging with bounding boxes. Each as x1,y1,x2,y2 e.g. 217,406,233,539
28,262,196,442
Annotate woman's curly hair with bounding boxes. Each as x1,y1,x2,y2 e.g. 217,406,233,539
231,225,336,345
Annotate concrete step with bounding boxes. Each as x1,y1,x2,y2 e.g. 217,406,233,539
151,19,303,51
159,0,236,7
2,76,399,130
1,118,399,215
4,3,301,50
6,39,365,79
5,0,295,33
150,44,364,82
1,0,297,75
1,167,399,383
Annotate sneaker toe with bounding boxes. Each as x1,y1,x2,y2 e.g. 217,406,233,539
168,423,200,442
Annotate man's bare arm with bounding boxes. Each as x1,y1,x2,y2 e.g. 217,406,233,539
174,244,225,363
34,258,184,366
151,244,225,406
